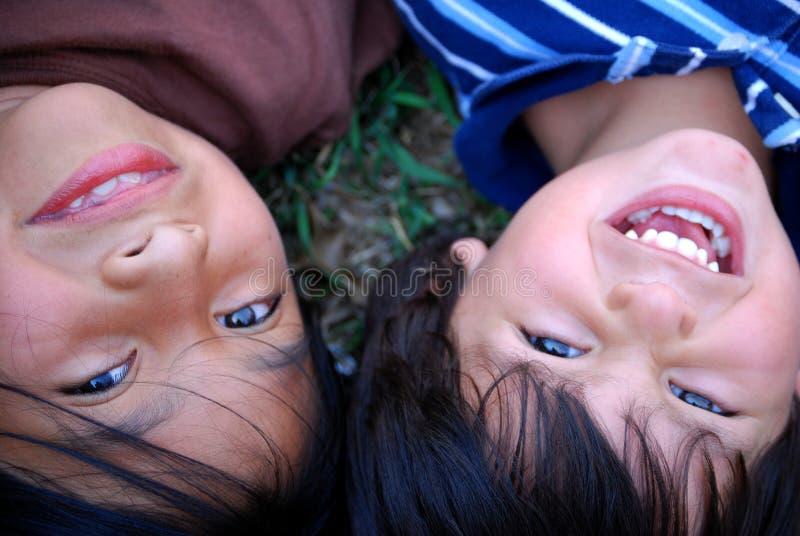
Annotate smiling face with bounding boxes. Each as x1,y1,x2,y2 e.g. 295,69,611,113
451,129,800,469
0,84,313,493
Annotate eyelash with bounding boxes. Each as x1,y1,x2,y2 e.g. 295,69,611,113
523,330,586,359
669,383,733,416
61,297,282,397
523,330,733,417
64,349,136,396
215,295,282,330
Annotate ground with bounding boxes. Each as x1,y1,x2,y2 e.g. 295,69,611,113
250,46,510,364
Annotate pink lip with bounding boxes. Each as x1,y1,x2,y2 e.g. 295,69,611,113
28,143,179,224
604,185,745,276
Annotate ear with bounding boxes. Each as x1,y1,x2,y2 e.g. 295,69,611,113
450,237,488,275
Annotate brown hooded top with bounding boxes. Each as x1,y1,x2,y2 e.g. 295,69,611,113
0,0,402,167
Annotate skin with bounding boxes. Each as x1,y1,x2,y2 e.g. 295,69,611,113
450,69,800,499
0,83,313,493
452,128,800,457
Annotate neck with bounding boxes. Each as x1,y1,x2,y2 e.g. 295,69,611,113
523,68,774,191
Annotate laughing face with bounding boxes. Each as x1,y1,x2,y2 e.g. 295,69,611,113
451,129,800,466
0,84,313,493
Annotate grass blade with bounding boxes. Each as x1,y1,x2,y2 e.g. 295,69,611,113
381,136,460,187
426,61,461,128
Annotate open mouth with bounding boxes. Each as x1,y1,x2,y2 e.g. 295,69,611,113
36,169,174,221
28,143,180,224
606,187,744,276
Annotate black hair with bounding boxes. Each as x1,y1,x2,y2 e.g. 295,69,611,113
0,296,347,535
347,234,800,535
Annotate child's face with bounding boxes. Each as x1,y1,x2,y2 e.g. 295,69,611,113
451,129,800,464
0,84,312,489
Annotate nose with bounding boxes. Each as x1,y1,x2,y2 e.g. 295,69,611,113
607,281,697,341
101,222,209,290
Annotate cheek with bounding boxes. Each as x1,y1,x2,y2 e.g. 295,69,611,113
204,168,284,258
0,259,58,357
720,293,800,408
146,356,317,481
0,252,103,386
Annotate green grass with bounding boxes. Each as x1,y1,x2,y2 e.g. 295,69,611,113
251,50,510,357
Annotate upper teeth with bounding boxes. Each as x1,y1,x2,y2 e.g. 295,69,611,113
623,204,732,272
90,172,145,197
92,177,118,196
118,172,142,184
66,172,146,211
626,205,725,235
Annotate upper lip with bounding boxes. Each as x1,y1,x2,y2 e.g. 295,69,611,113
604,185,745,276
27,143,178,223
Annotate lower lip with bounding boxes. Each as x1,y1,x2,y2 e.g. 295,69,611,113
604,185,745,276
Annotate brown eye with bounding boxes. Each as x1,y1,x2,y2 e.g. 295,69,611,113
64,350,137,396
669,383,733,416
216,295,281,329
523,329,586,358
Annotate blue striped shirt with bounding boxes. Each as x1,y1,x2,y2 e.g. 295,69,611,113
394,0,800,255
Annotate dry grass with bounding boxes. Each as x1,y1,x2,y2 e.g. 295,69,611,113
251,47,510,361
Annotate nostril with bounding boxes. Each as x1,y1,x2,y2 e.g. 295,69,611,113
123,233,151,257
177,223,198,233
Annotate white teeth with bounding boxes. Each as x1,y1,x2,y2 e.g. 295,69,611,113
655,231,679,249
69,195,85,209
92,177,118,196
641,228,658,242
626,207,657,224
625,229,721,273
117,172,142,184
623,206,729,255
677,237,699,258
711,236,731,258
688,210,705,224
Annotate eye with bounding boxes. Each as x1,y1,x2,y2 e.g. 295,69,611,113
64,350,136,396
523,330,586,358
669,383,733,416
215,295,281,330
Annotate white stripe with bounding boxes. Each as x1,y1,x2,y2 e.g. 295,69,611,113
456,90,472,117
394,0,497,81
619,37,648,78
743,79,768,113
538,0,630,46
660,0,731,38
774,55,800,78
775,0,800,14
436,0,554,60
775,92,800,119
776,127,800,146
676,47,707,75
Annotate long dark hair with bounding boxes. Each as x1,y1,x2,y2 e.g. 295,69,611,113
347,234,800,535
0,296,347,535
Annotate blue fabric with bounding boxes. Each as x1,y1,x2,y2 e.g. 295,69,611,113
394,0,800,256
